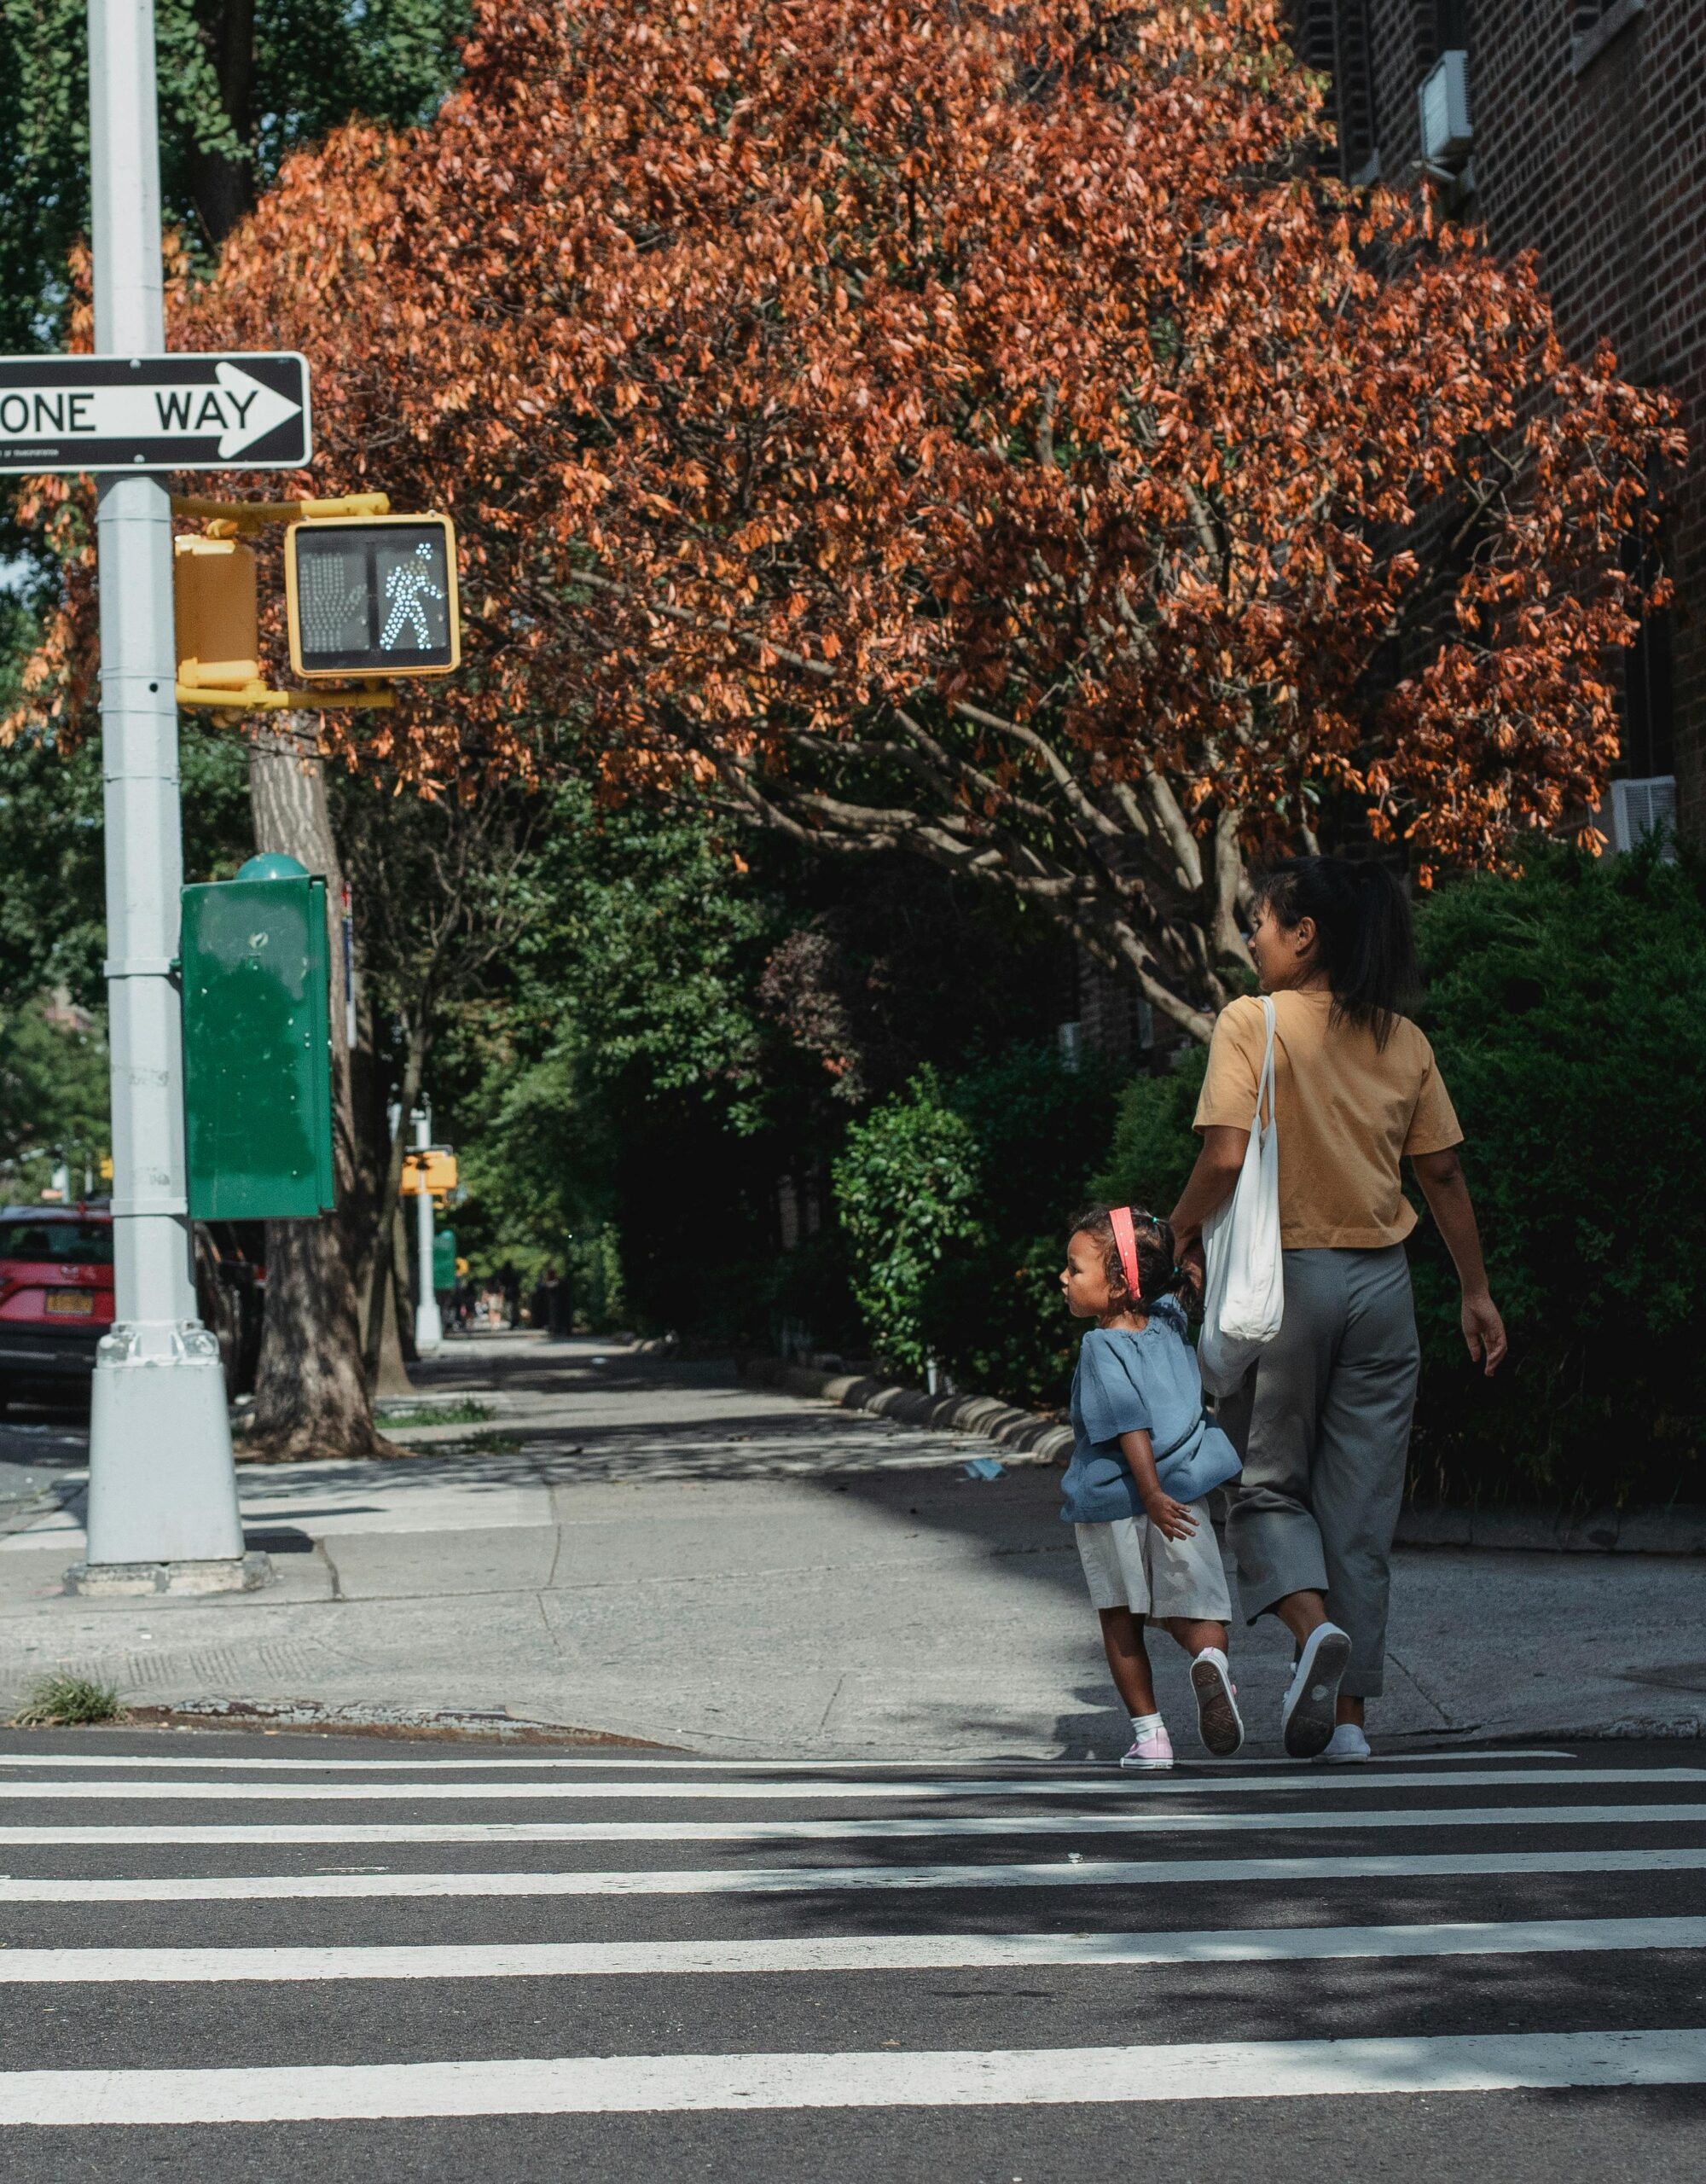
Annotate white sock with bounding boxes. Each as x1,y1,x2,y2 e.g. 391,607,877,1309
1129,1711,1163,1735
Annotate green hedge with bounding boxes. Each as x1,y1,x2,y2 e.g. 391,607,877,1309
835,849,1706,1507
1405,845,1705,1507
832,1049,1121,1405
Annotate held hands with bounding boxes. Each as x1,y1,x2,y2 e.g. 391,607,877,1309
1461,1289,1508,1376
1142,1490,1198,1542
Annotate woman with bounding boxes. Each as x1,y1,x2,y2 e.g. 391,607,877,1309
1169,857,1506,1762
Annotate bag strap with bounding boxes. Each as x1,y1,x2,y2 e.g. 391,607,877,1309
1152,1406,1210,1467
1255,996,1277,1134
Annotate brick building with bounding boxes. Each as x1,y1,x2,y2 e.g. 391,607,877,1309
1293,0,1706,838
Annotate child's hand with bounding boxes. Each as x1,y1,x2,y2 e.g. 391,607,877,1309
1143,1491,1198,1542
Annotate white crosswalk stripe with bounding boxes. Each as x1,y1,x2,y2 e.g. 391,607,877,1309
1,1737,1700,2155
3,1844,1702,1902
4,2030,1703,2126
2,1917,1699,1982
5,1798,1699,1845
0,1764,1690,1800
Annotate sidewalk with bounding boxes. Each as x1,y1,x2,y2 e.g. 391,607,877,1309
1,1333,1701,1756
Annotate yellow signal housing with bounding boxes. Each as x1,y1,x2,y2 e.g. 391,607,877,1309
285,512,461,681
173,534,260,691
401,1147,458,1199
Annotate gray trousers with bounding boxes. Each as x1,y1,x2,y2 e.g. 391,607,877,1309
1216,1246,1420,1698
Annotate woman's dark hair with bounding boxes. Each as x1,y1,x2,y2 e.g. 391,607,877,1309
1253,856,1421,1049
1069,1205,1183,1314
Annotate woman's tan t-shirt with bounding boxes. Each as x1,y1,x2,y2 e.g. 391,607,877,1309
1192,989,1462,1249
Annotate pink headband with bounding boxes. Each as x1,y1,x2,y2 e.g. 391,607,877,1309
1109,1205,1142,1299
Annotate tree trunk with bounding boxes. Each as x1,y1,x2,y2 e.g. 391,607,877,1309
246,720,392,1460
392,1199,420,1365
371,1217,415,1397
362,1017,428,1392
188,0,258,247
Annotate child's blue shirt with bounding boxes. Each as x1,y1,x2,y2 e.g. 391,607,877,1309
1061,1296,1242,1525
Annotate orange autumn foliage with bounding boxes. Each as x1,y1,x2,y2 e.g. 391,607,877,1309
12,0,1683,1035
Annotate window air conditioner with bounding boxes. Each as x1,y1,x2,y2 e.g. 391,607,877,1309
1419,51,1472,166
1607,775,1676,856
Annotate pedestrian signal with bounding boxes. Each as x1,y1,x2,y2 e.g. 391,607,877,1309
284,513,460,679
402,1147,458,1198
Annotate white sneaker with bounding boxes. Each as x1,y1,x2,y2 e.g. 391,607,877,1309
1323,1722,1372,1763
1281,1622,1352,1758
1189,1647,1245,1757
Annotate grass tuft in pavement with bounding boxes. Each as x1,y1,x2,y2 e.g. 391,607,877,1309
11,1673,126,1727
374,1400,493,1430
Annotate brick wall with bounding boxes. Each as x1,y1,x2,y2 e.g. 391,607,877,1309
1294,0,1706,835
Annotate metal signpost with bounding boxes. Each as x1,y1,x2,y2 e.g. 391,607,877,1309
410,1112,445,1357
61,2,312,1593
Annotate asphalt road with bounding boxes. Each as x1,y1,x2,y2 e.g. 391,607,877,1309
0,1727,1700,2180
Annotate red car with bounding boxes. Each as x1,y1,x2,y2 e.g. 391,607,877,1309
0,1204,115,1397
0,1206,266,1406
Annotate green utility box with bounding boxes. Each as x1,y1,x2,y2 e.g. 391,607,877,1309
432,1228,456,1291
180,856,336,1220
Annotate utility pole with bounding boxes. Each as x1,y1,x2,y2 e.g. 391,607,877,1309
412,1108,444,1356
73,0,256,1594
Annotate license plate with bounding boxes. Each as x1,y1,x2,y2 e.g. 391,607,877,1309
44,1289,95,1316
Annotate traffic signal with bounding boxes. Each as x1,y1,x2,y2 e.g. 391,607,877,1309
401,1147,459,1200
285,512,461,679
172,534,260,693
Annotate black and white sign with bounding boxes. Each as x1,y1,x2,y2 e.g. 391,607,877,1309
0,352,311,473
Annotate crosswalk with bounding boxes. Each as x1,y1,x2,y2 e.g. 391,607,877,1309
0,1732,1702,2166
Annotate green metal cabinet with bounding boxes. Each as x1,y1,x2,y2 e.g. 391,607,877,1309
180,861,336,1220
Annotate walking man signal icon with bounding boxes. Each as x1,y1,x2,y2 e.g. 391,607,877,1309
381,545,448,652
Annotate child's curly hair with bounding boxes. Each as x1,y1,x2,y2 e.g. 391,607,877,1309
1069,1205,1185,1314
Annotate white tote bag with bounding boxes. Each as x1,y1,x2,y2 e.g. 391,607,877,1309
1197,996,1284,1397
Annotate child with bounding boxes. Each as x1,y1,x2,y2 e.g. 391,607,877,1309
1060,1205,1244,1768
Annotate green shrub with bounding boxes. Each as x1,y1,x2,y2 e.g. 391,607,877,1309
832,1069,985,1380
833,1048,1121,1403
1408,844,1705,1506
1089,1044,1209,1216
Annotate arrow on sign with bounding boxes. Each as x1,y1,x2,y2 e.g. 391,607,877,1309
0,363,296,456
0,351,312,473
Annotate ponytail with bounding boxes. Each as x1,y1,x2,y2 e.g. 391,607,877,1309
1254,856,1420,1048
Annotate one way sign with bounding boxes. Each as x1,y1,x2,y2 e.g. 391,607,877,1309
0,352,311,473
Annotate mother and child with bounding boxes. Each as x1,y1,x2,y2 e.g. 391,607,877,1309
1059,854,1506,1768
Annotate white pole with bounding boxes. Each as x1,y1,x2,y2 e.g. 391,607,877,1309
76,0,254,1594
412,1110,444,1354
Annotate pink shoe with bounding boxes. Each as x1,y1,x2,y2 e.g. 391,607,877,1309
1119,1722,1174,1771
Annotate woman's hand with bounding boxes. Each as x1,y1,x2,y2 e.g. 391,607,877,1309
1142,1491,1198,1542
1460,1289,1508,1376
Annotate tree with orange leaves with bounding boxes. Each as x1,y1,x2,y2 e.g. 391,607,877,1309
15,0,1682,1042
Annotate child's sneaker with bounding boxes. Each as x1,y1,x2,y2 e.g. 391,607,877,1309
1119,1717,1174,1770
1189,1647,1245,1757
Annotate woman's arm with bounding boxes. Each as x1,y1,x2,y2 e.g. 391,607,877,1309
1118,1426,1198,1540
1411,1147,1508,1375
1167,1127,1248,1286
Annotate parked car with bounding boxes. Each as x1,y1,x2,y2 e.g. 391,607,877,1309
0,1205,267,1409
0,1204,114,1403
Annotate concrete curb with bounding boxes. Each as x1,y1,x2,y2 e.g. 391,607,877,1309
740,1356,1074,1465
1392,1503,1706,1556
741,1355,1706,1553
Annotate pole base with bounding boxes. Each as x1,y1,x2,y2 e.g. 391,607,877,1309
62,1551,274,1599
